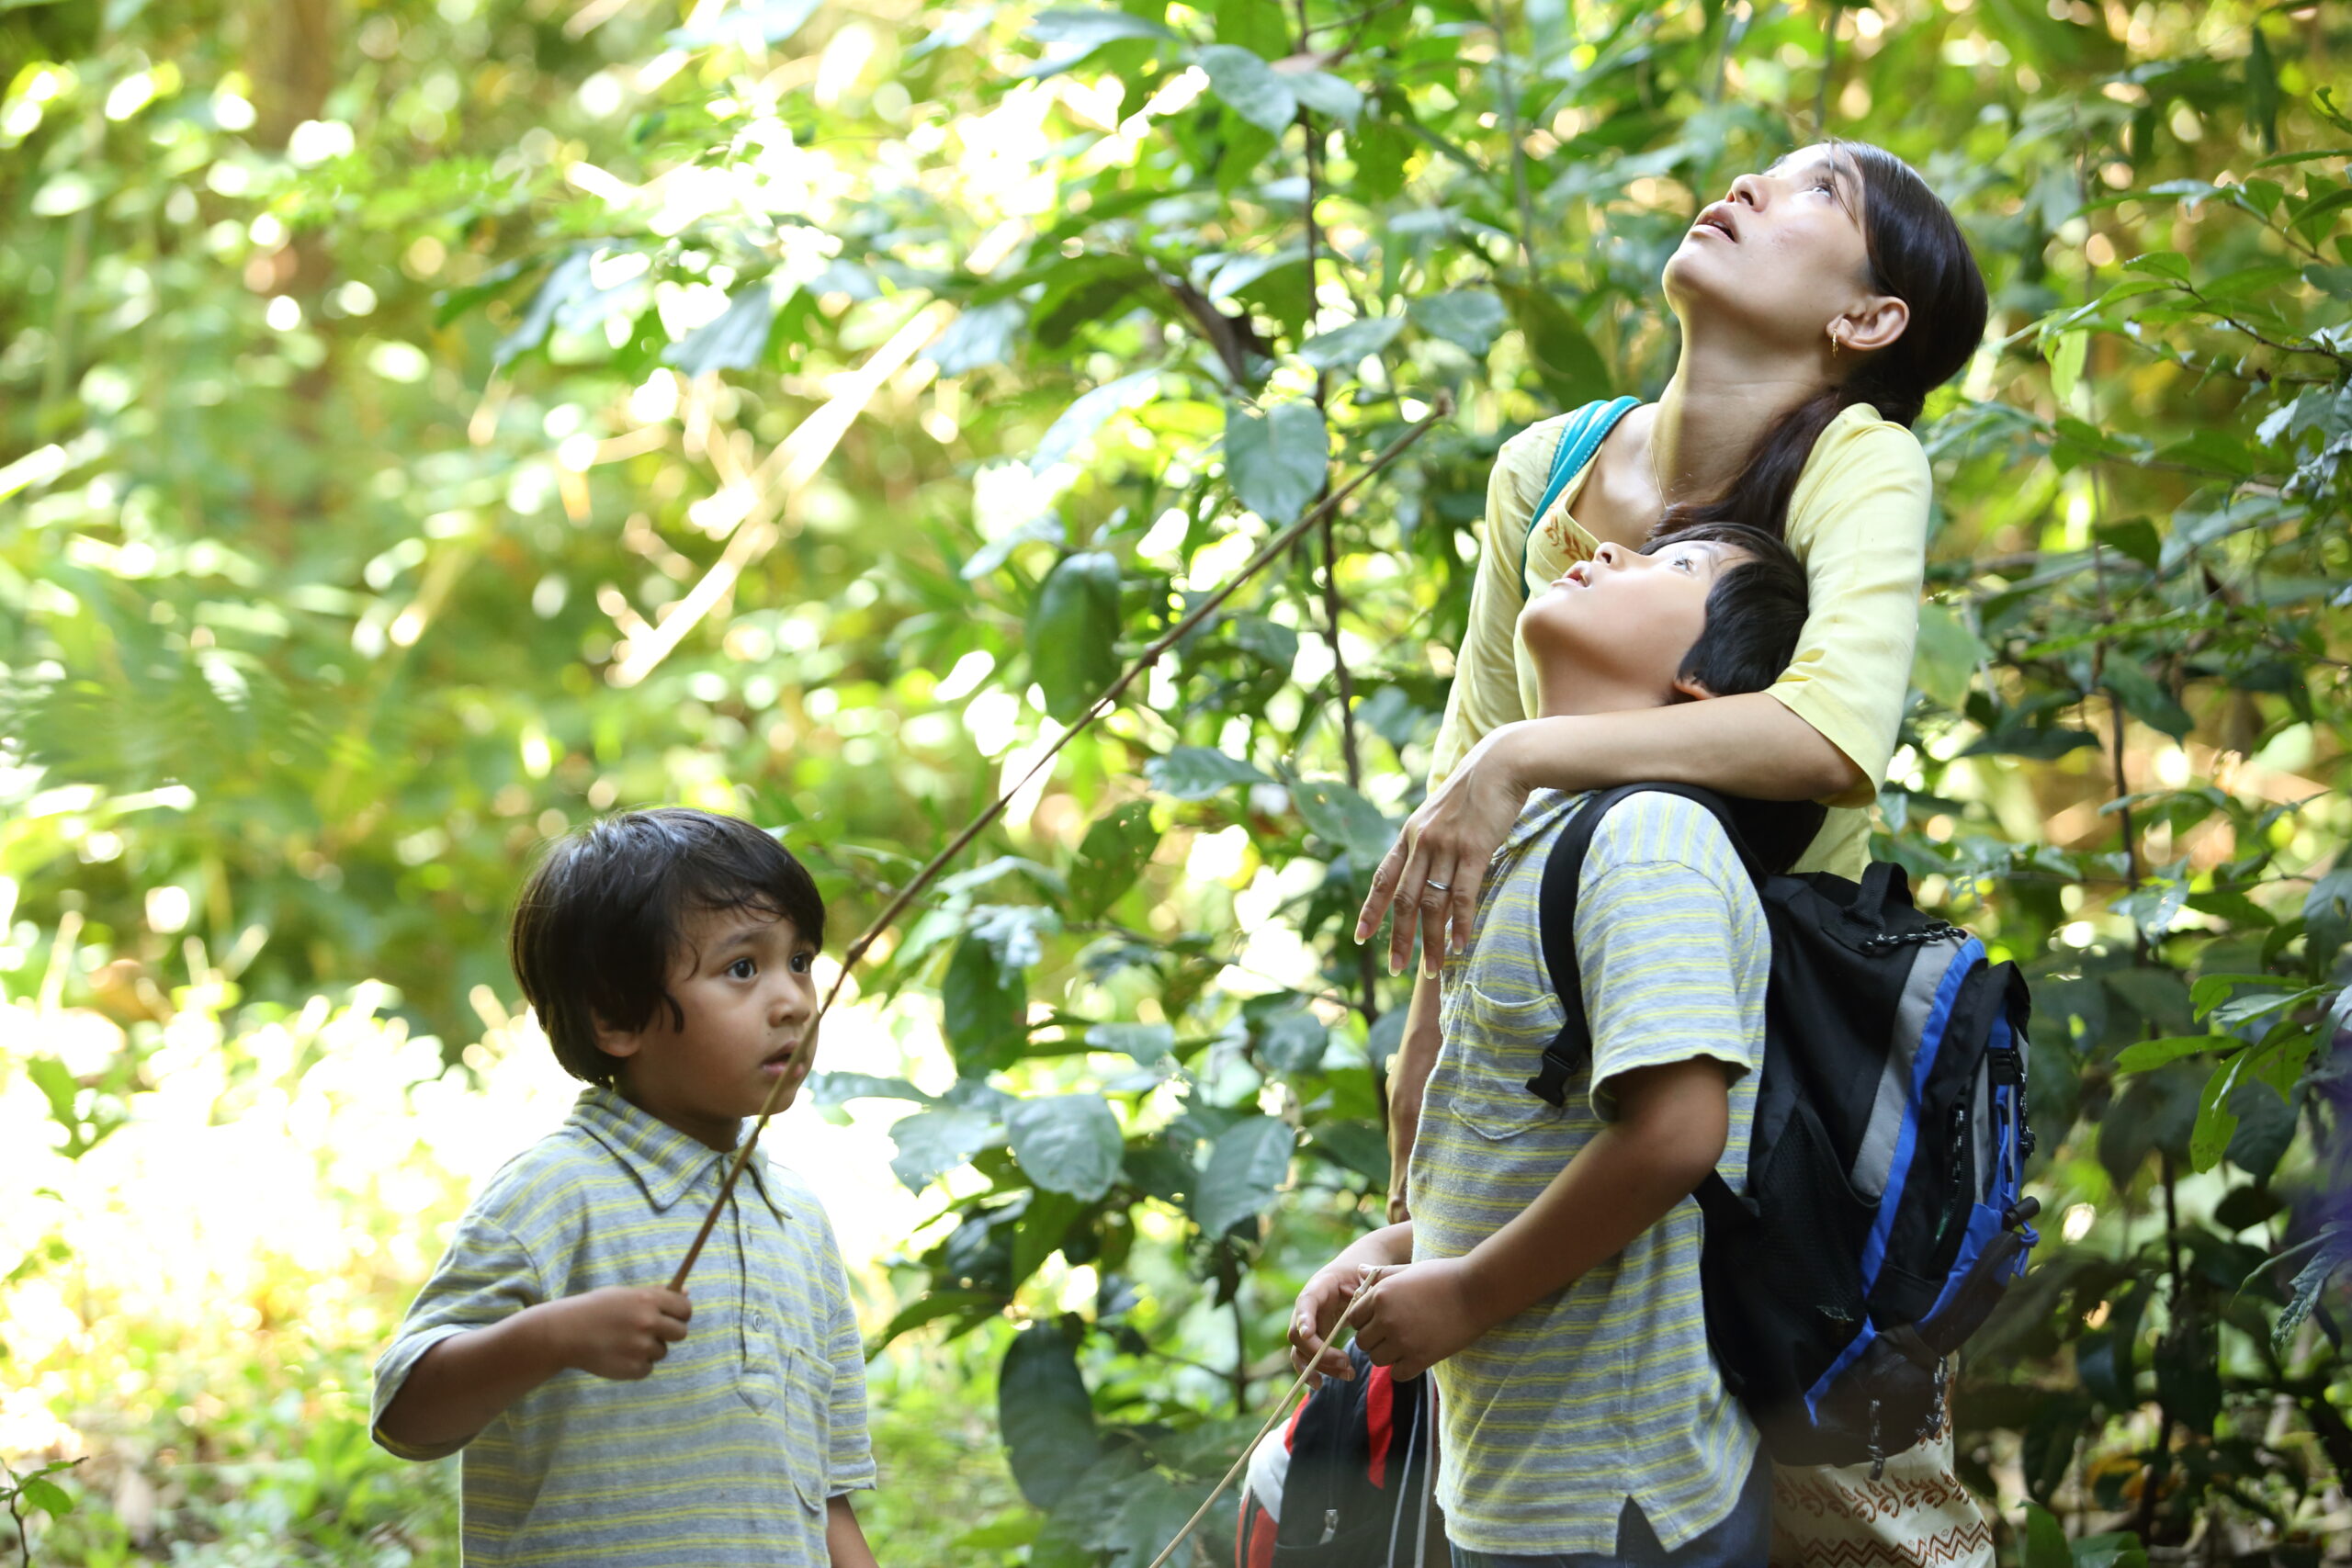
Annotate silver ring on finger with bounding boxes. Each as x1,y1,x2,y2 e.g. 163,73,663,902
1424,879,1451,893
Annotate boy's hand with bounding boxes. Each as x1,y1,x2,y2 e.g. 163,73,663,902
1351,1258,1488,1382
1287,1267,1368,1388
542,1286,693,1381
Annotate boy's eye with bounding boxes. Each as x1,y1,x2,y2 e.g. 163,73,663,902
728,957,757,980
789,952,814,974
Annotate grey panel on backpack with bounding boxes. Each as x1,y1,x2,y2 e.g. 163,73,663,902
1850,942,1969,1201
1969,1054,1993,1201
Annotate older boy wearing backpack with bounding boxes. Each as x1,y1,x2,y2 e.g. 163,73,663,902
1289,523,1813,1566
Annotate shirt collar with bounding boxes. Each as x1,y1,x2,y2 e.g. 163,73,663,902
566,1087,795,1222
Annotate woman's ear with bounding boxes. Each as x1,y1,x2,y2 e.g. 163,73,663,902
1838,292,1909,356
1670,672,1722,704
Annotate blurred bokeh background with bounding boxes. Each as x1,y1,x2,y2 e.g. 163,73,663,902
1,0,2346,1562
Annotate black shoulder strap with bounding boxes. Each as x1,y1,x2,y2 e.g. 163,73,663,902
1524,784,1762,1108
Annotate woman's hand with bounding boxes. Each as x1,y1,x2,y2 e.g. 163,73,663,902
1351,1258,1490,1382
1357,723,1538,976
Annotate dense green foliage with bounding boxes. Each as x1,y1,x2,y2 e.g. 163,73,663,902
1,0,2347,1562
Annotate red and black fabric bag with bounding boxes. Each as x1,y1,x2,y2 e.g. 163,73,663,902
1236,1340,1435,1568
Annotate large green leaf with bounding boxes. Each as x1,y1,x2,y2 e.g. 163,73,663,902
1408,290,1508,354
943,932,1029,1076
887,1107,1001,1191
1225,400,1328,525
1193,1115,1295,1237
1006,1092,1124,1201
1069,800,1158,919
1147,746,1270,800
1027,551,1124,721
1197,44,1296,133
998,1322,1102,1510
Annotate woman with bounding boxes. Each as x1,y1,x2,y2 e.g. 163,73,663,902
1365,141,1993,1567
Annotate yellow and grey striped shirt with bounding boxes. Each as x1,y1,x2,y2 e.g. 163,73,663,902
371,1087,875,1565
1409,788,1763,1558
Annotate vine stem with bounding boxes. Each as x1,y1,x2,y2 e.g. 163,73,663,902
666,396,1455,1291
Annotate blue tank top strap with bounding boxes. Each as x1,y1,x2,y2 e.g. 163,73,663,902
1517,395,1641,591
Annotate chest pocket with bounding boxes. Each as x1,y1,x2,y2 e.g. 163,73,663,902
736,1300,831,1510
1444,980,1569,1142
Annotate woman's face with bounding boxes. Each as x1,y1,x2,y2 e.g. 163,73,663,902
1661,143,1881,355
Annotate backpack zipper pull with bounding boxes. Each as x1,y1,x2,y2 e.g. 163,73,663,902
1319,1507,1340,1545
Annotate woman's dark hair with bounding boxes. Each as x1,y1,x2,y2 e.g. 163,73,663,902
1660,140,1988,544
508,807,825,1086
1648,522,1829,873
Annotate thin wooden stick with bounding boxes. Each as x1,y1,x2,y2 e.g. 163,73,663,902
1142,1270,1382,1568
666,395,1454,1291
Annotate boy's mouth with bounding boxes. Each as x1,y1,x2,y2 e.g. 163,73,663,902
759,1042,800,1074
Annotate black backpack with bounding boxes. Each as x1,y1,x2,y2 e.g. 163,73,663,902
1525,784,2041,1476
1237,1341,1437,1568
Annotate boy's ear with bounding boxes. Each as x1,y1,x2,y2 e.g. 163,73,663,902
591,1012,644,1063
1670,671,1722,703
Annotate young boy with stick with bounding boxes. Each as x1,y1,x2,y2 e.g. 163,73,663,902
1290,524,1818,1566
371,807,879,1567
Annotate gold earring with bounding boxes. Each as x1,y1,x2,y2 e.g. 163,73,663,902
1827,328,1843,357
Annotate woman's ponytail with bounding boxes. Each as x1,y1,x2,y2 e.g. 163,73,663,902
1659,141,1987,543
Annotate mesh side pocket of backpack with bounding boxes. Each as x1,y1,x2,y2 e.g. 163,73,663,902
1751,1100,1876,1329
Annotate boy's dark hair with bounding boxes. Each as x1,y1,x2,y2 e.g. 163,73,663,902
508,807,825,1086
1646,523,1827,873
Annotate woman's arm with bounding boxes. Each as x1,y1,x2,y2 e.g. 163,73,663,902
1359,694,1862,976
1383,972,1442,1223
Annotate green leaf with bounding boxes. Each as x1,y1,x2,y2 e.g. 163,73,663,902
663,284,775,376
1498,283,1611,409
1030,8,1175,45
493,247,594,363
1256,1006,1329,1072
1231,614,1299,671
1147,745,1270,800
1197,44,1296,133
998,1322,1102,1509
1290,775,1394,862
1225,400,1328,525
1408,290,1509,355
1006,1093,1124,1201
1285,69,1363,128
808,1072,939,1107
1297,315,1404,371
943,933,1029,1076
2021,1502,2071,1568
1086,1021,1174,1062
2071,1532,2150,1568
888,1106,1001,1191
2122,250,2191,284
2223,1078,2295,1183
1032,370,1159,469
869,1288,1004,1354
1011,1189,1083,1286
2045,330,2087,407
1193,1115,1295,1236
1069,801,1158,919
927,300,1025,376
19,1475,72,1519
2112,1035,2215,1076
1306,1120,1389,1184
1909,602,1985,712
1027,551,1123,722
2188,1052,2247,1173
2101,661,2191,740
2094,518,2163,571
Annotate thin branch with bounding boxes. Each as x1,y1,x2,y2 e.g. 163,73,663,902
666,397,1455,1291
1485,0,1540,276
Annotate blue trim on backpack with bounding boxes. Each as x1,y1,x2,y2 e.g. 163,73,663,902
1804,1319,1876,1421
1519,396,1640,589
1856,939,1982,1292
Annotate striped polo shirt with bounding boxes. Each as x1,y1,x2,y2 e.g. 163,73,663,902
1408,787,1764,1558
371,1087,875,1565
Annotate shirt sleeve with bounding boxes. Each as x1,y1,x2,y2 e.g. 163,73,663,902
369,1212,548,1461
1427,420,1563,789
817,1212,877,1495
1571,795,1764,1123
1769,416,1931,809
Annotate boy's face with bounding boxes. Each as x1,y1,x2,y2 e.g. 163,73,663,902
594,903,820,1150
1519,536,1747,710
